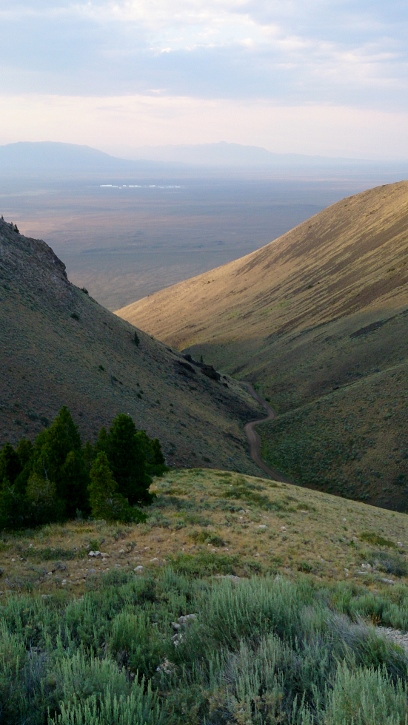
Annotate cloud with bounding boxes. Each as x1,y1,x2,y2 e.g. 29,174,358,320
0,0,407,156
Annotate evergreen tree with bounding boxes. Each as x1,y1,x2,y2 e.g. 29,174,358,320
88,452,145,523
16,438,33,468
0,483,27,530
95,427,108,454
32,406,83,508
89,452,119,520
137,431,167,478
106,415,152,505
0,443,22,485
0,407,158,529
26,473,63,526
60,450,90,517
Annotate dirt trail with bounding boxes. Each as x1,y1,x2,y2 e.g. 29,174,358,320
242,382,292,483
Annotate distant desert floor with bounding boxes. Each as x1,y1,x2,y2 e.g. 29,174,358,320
0,172,382,309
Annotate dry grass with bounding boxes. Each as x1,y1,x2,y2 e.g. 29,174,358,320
116,181,408,348
116,182,408,509
0,219,262,474
1,468,407,595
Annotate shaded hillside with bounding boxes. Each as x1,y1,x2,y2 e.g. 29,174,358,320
117,182,408,510
0,218,262,474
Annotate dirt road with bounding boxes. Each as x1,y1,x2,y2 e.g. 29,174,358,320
243,382,291,483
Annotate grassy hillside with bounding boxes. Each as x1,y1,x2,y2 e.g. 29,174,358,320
2,468,408,593
117,182,408,510
2,469,408,724
0,218,262,474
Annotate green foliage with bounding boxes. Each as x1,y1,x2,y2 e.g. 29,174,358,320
0,408,161,530
189,530,225,547
137,430,168,477
105,414,153,505
15,438,33,468
0,442,22,485
60,450,89,517
359,531,397,548
89,452,117,519
1,572,408,724
26,473,64,525
0,483,28,530
49,685,162,725
221,476,275,509
109,611,163,678
89,452,145,523
323,663,408,725
367,550,408,578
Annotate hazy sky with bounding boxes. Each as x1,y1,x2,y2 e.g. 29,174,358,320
1,0,407,159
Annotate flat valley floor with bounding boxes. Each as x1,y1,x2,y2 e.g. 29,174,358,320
0,169,400,310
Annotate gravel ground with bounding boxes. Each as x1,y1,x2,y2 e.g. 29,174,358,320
376,626,408,654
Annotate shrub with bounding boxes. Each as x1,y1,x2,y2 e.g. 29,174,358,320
50,652,163,725
49,685,163,725
323,663,408,725
109,611,164,678
359,531,397,548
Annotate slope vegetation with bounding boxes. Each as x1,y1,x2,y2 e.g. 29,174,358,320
3,469,408,725
0,219,262,474
3,467,408,592
117,182,408,510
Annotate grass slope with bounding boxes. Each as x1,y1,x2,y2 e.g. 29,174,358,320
2,470,408,724
117,182,408,510
0,218,262,474
2,468,408,593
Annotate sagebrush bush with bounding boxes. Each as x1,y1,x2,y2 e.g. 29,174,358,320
49,682,163,725
323,663,408,725
1,571,408,724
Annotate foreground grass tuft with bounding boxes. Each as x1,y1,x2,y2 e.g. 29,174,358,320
1,570,408,724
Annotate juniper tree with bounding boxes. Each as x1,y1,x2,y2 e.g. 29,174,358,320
88,452,145,523
26,473,63,525
105,414,153,505
32,406,84,511
60,450,90,517
0,443,21,486
137,431,167,478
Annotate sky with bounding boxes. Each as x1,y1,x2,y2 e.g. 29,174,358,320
0,0,407,159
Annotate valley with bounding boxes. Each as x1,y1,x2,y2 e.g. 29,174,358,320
117,181,408,511
0,218,263,474
1,175,408,725
0,169,392,310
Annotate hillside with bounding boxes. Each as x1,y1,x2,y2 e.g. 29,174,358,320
117,181,408,510
0,218,262,473
2,467,408,593
2,467,408,724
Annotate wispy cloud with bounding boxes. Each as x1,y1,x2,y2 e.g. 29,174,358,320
0,1,407,156
1,0,406,102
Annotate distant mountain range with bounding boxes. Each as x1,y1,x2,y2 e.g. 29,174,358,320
129,141,401,168
1,141,407,174
0,142,168,174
